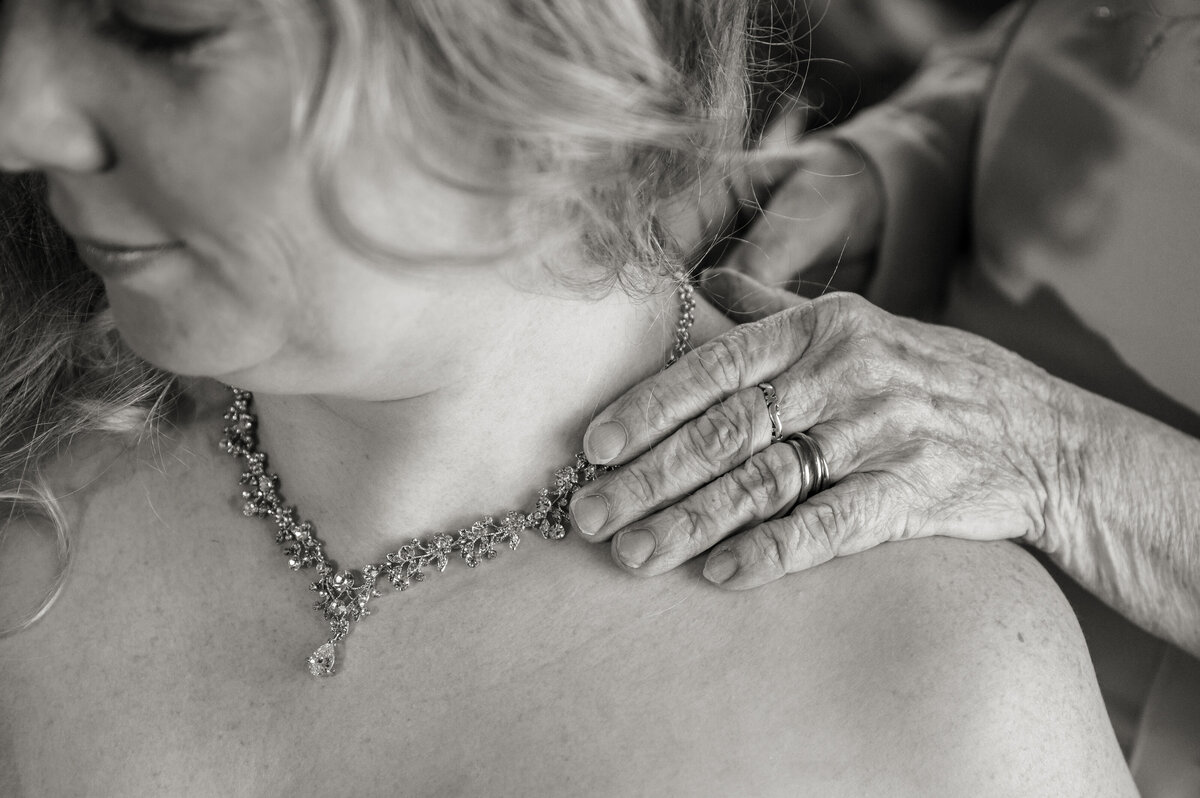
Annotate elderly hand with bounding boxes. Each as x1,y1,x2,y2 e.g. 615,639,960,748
570,279,1071,587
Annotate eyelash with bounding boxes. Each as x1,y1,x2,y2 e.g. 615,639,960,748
95,9,222,59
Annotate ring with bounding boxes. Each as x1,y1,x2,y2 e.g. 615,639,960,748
757,382,784,442
771,432,831,519
788,433,830,499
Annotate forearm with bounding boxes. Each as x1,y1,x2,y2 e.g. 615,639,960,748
1047,381,1200,658
835,3,1027,317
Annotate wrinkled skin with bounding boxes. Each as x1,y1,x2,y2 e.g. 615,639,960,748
569,282,1078,589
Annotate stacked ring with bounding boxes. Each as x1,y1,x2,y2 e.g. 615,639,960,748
770,432,831,520
786,432,830,503
757,381,833,520
757,382,784,442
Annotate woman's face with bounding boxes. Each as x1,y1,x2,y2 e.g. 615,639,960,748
0,0,506,395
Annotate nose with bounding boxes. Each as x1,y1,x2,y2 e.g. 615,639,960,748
0,5,113,174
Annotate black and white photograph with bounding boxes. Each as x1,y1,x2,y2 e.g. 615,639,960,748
0,0,1197,795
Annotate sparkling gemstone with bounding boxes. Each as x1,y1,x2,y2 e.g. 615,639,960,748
308,642,337,677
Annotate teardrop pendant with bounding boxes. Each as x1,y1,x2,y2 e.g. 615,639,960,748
307,641,338,677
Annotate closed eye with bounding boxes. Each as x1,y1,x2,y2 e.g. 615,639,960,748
95,7,224,59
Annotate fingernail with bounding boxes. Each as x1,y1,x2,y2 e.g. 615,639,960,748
571,493,609,537
585,421,627,465
615,529,656,568
703,550,738,584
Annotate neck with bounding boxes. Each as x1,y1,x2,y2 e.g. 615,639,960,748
230,278,726,568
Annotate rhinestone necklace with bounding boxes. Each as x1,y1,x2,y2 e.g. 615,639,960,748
220,276,696,677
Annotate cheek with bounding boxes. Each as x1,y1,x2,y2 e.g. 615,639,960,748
123,79,297,242
328,164,489,259
87,8,309,250
105,72,322,310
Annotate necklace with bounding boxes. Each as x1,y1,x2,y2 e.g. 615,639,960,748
220,275,696,677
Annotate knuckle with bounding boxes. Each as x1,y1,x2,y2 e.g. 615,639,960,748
637,383,680,437
729,451,788,512
677,503,713,548
776,295,824,349
750,524,794,573
796,501,844,559
832,290,872,315
692,331,751,393
683,401,752,466
814,291,874,332
615,464,664,510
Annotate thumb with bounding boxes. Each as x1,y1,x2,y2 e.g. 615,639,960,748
698,268,805,323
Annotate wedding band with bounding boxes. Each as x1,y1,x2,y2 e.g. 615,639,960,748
788,432,830,498
757,382,784,442
771,432,831,519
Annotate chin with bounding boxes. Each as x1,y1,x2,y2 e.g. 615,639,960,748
107,290,286,383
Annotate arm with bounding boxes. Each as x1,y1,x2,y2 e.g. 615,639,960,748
715,4,1027,317
1052,382,1200,656
839,2,1026,317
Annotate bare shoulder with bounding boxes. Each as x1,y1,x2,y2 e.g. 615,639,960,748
0,389,223,634
548,534,1135,797
753,536,1138,797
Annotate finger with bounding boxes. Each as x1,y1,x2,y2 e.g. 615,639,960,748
724,139,883,286
665,106,811,256
608,438,817,575
724,177,855,286
572,384,775,541
582,291,869,468
726,104,813,200
698,268,805,324
702,472,904,589
582,305,815,465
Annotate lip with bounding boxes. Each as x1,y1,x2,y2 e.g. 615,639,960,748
73,237,186,278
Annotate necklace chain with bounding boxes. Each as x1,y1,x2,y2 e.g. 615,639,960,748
220,275,695,677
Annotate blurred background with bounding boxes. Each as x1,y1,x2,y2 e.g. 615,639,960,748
770,0,1008,124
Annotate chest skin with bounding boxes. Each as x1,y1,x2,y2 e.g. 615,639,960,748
0,412,1110,797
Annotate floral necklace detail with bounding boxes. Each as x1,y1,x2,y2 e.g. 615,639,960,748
220,277,696,677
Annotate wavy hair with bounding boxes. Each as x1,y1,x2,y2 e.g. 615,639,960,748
0,0,790,631
305,0,756,288
0,174,178,634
